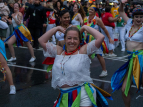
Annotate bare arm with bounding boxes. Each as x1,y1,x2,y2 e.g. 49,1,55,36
80,25,105,50
38,26,65,52
108,16,120,22
119,2,129,23
97,18,114,44
77,14,83,26
13,12,23,25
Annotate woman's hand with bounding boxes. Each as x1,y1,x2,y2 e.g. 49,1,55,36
109,38,114,44
80,25,88,35
11,14,15,18
57,26,66,34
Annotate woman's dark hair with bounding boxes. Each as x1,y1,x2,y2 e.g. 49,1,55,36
64,27,81,41
14,2,20,8
55,0,63,9
105,6,111,12
59,9,69,17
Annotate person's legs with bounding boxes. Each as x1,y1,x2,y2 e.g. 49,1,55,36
97,54,107,77
29,28,35,48
7,35,17,58
24,41,35,58
119,27,126,51
0,53,14,85
122,73,132,107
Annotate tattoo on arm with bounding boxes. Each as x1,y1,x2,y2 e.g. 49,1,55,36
17,14,23,24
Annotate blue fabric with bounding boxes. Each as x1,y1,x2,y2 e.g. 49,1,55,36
93,7,97,12
0,39,7,60
4,27,29,47
56,93,63,107
111,61,129,92
95,87,109,107
68,92,72,107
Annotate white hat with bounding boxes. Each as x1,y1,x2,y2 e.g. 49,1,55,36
113,0,118,3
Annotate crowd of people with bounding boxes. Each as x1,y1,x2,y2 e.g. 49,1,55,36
0,0,143,107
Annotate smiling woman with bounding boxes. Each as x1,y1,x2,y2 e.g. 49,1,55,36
111,2,143,107
38,25,113,107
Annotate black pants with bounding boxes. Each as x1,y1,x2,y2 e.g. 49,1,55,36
29,28,41,48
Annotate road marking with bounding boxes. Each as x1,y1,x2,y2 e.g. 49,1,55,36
7,64,47,72
136,95,143,99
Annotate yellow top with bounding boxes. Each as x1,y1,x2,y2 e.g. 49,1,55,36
111,7,119,18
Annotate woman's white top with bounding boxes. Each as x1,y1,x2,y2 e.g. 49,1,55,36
125,18,143,43
43,40,98,89
71,13,80,26
55,31,65,41
12,14,23,28
0,20,8,29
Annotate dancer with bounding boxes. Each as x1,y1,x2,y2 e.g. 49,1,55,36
45,2,56,44
39,25,112,107
42,9,73,72
4,3,36,62
0,35,16,94
101,6,120,56
84,5,114,77
71,3,85,28
111,2,143,107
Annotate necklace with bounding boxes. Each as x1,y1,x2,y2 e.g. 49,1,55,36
60,46,80,75
60,56,71,75
72,13,78,20
129,25,143,37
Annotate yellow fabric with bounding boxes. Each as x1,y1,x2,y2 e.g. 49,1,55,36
19,25,33,42
72,13,78,20
102,42,106,54
133,55,140,89
90,5,96,8
91,84,111,97
111,7,119,18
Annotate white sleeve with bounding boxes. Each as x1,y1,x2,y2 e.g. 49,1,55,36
87,40,99,55
52,35,56,44
0,20,8,29
43,42,57,58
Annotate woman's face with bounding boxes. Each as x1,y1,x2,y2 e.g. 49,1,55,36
133,15,143,26
14,3,19,11
65,30,80,52
60,12,70,25
57,2,60,7
73,4,79,13
89,7,95,16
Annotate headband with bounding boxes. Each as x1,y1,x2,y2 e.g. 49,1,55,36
92,7,97,12
77,3,80,9
132,7,143,17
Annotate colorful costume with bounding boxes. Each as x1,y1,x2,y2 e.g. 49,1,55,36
71,13,81,30
111,19,143,96
0,39,7,81
4,14,33,46
84,16,109,57
43,40,112,107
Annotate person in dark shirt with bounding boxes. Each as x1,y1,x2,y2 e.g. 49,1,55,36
25,0,33,13
24,0,47,49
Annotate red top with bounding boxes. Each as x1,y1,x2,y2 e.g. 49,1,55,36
102,12,115,28
96,13,99,17
46,11,56,24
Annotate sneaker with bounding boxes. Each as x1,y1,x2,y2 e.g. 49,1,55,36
99,70,108,77
105,53,109,56
29,57,36,62
9,85,16,94
121,48,125,52
108,53,117,57
7,57,16,62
